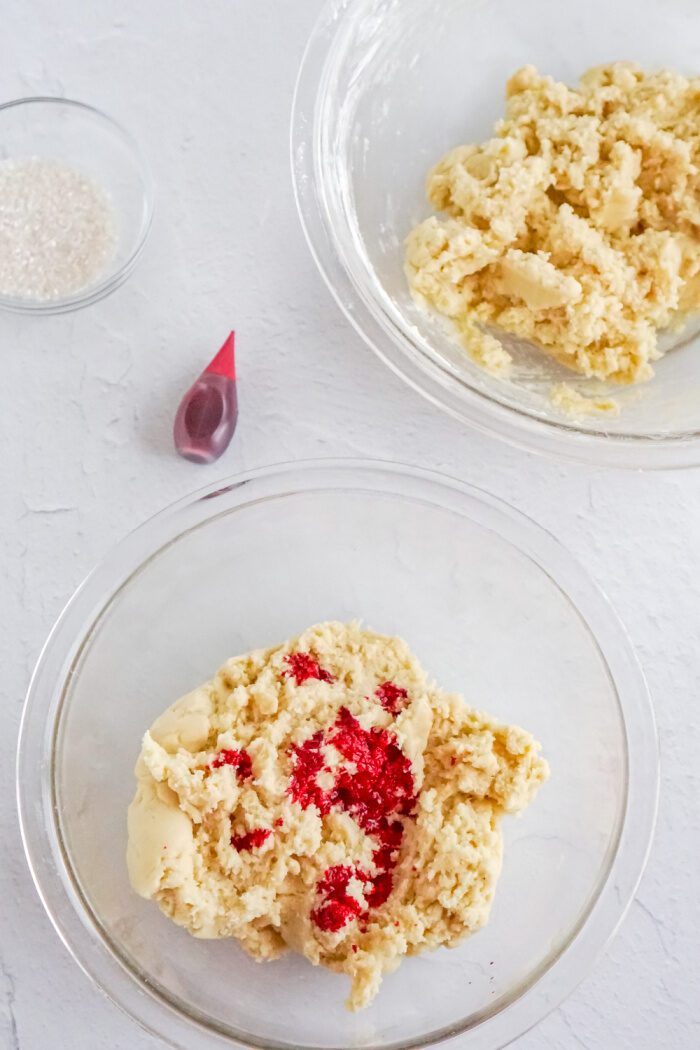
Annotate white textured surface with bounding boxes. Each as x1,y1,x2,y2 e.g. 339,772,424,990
0,3,698,1048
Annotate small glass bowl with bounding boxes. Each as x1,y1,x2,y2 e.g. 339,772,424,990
0,97,154,313
291,0,700,468
17,460,658,1050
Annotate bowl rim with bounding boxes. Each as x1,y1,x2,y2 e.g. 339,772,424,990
16,459,659,1050
0,95,155,315
290,0,700,470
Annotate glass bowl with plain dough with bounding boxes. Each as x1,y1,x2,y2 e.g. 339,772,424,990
291,0,700,468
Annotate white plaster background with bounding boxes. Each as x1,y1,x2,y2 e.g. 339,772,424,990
0,2,698,1048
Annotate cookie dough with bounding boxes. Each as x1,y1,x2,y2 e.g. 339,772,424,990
127,622,548,1009
550,383,620,418
406,63,700,383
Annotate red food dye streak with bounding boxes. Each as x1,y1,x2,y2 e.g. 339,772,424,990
288,707,417,932
375,681,409,715
328,708,415,836
283,651,335,685
364,868,394,910
288,728,328,811
210,748,253,780
351,944,358,954
311,864,368,932
174,332,238,464
274,818,284,827
231,828,271,851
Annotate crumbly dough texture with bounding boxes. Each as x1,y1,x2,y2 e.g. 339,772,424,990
406,63,700,384
127,622,548,1009
550,382,620,418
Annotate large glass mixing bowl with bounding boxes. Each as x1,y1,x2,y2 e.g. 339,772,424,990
18,461,658,1049
291,0,700,468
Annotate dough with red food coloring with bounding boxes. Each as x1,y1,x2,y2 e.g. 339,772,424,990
127,622,548,1009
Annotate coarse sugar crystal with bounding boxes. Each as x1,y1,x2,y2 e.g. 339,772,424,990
0,156,117,301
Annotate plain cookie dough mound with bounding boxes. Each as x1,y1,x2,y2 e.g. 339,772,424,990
406,63,700,384
127,622,549,1009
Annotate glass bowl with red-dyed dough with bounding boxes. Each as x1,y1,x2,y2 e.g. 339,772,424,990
18,461,657,1050
126,620,549,1011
